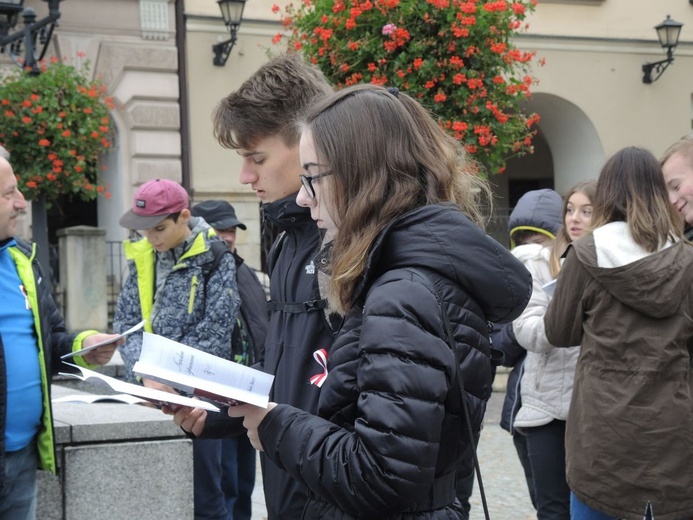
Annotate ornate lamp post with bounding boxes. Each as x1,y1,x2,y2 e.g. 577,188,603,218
212,0,246,66
642,15,684,84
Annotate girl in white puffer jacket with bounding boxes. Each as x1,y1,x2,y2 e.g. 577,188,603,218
511,181,596,520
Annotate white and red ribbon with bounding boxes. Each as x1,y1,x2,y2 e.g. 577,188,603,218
309,348,329,387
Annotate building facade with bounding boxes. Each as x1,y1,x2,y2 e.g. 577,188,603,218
6,0,693,266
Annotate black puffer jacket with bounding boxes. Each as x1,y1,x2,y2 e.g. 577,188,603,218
258,203,532,519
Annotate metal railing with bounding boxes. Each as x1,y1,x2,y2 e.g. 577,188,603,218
106,241,128,328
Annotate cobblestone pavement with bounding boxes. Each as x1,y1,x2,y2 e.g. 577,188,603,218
250,391,536,520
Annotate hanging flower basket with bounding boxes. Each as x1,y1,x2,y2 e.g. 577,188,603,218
0,56,115,202
274,0,542,175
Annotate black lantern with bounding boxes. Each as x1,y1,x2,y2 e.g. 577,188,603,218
0,1,25,34
212,0,246,66
0,0,62,75
642,15,684,84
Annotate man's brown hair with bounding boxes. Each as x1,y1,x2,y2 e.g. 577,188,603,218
212,53,332,150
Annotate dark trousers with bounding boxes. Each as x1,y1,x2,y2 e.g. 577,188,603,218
193,436,256,520
525,420,570,520
513,430,537,509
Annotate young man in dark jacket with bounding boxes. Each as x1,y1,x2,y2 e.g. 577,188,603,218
0,154,119,519
172,54,337,519
191,199,269,520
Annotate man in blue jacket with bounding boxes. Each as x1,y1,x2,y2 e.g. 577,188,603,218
0,153,120,520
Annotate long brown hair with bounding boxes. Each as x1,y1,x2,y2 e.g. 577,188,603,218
548,181,597,277
304,84,491,314
591,146,682,251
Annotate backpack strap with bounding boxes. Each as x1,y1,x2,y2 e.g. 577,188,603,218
405,268,491,520
201,240,231,285
201,241,254,364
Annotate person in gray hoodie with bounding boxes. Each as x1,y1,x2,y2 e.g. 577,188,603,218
510,183,596,520
494,187,566,513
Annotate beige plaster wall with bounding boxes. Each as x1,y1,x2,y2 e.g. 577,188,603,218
186,0,693,227
185,12,284,268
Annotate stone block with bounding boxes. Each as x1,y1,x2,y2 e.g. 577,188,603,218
63,439,193,520
57,226,108,331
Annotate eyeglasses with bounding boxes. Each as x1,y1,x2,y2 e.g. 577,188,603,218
299,170,334,199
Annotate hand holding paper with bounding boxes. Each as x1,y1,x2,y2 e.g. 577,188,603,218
62,320,146,361
133,332,274,408
227,402,278,452
79,333,121,365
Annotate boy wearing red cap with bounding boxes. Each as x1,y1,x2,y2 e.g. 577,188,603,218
114,178,241,518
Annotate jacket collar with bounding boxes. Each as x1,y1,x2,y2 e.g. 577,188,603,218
262,193,314,231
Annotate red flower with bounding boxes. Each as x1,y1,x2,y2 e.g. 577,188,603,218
38,139,50,147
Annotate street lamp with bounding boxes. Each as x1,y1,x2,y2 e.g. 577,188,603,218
642,15,684,84
212,0,246,66
0,0,62,75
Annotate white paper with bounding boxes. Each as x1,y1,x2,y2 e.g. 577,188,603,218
61,320,146,360
52,393,147,405
133,332,274,408
58,363,220,412
542,279,557,297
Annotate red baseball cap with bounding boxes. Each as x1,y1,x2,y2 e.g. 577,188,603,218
119,179,189,230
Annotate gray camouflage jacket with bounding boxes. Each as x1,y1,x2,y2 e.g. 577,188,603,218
114,218,240,383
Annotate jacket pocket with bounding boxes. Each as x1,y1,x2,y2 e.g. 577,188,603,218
188,275,199,314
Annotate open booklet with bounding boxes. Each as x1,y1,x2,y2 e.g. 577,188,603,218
61,320,146,360
133,332,275,409
58,363,220,412
53,393,147,406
